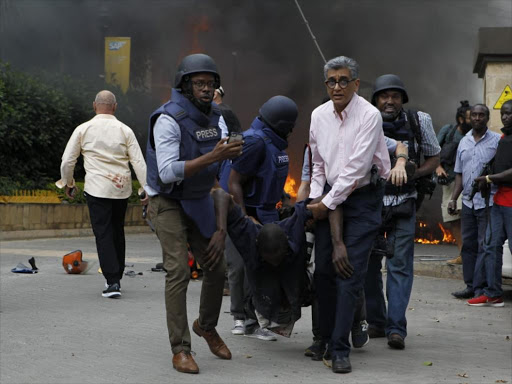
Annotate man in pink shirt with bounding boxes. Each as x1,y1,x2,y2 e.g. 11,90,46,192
307,56,391,374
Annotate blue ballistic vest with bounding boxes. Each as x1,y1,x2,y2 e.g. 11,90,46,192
146,88,221,237
220,118,288,223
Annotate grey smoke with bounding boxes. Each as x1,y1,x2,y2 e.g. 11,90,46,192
1,0,511,224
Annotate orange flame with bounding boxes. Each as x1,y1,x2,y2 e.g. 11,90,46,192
438,222,456,243
415,221,456,244
284,175,298,199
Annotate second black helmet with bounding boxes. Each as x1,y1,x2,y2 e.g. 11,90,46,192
259,96,298,139
371,74,409,105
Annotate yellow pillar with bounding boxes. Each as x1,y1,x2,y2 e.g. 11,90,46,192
104,37,131,94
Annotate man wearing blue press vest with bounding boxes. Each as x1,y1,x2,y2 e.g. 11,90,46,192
145,53,243,374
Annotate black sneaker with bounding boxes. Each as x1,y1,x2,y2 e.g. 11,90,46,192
104,282,121,291
351,320,369,348
451,287,474,299
304,339,325,357
102,283,121,298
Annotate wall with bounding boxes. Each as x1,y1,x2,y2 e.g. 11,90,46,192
484,62,512,132
0,204,149,240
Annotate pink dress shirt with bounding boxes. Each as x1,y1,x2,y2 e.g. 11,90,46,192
309,94,391,210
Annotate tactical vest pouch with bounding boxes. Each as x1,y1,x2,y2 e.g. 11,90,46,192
382,198,415,219
415,174,436,211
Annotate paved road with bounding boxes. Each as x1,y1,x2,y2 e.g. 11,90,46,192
1,234,511,384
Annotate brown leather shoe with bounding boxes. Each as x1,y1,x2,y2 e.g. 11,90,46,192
172,351,199,374
192,319,232,360
447,255,462,265
387,333,405,350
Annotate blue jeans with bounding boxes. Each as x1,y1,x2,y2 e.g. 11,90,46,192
384,211,416,338
460,204,488,291
314,185,383,358
474,204,512,298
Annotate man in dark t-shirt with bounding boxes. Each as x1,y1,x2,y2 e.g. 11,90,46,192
210,188,332,336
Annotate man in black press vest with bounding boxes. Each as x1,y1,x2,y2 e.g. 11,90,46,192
364,74,440,350
145,53,243,374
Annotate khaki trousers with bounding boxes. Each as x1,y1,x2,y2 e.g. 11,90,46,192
149,195,225,354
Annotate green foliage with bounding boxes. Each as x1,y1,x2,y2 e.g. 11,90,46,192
44,180,142,205
0,62,77,189
0,61,152,194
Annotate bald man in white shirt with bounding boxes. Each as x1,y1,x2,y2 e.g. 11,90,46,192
56,90,147,298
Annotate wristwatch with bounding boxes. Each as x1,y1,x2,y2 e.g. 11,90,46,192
485,175,492,184
396,154,408,161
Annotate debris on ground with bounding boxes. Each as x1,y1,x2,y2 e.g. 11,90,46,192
11,257,38,274
125,270,143,277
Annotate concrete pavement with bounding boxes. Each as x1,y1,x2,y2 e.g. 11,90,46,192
1,233,511,384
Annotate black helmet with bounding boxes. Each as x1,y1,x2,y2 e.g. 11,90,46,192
174,54,220,88
371,74,409,105
259,96,298,139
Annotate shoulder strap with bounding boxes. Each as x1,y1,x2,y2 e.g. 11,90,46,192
165,103,188,121
406,110,423,159
407,110,422,145
445,124,457,143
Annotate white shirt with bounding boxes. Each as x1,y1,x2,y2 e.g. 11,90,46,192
56,114,147,199
309,94,391,209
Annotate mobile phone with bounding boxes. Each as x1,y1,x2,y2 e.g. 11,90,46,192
227,132,243,144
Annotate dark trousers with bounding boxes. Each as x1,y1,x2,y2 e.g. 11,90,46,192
461,204,488,291
365,254,387,329
314,185,383,358
225,235,248,320
85,193,128,285
311,297,321,340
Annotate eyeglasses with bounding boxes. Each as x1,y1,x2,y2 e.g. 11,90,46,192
325,77,356,89
191,80,217,90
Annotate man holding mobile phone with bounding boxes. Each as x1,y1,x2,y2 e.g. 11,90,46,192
219,95,298,341
144,54,243,374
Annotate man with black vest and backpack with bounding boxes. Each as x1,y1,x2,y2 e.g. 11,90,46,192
364,74,440,350
145,53,243,374
436,101,472,265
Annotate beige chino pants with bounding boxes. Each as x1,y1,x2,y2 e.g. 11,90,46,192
149,195,226,354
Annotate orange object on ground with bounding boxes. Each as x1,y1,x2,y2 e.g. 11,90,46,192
62,250,89,274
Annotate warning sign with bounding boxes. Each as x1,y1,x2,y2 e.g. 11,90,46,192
493,85,512,109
